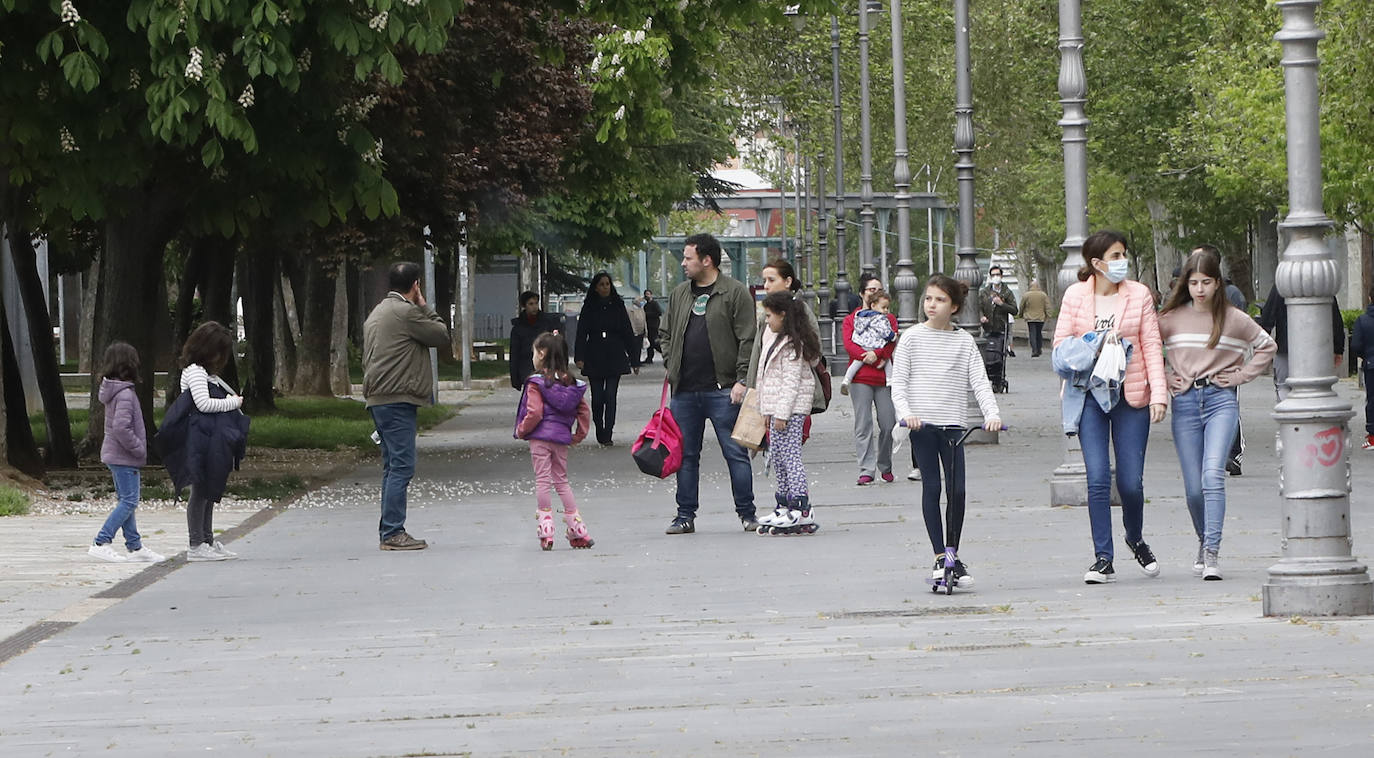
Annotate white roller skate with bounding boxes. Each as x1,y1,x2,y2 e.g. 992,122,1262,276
757,496,819,535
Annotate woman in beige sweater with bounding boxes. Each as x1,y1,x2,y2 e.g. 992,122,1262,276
1158,250,1276,580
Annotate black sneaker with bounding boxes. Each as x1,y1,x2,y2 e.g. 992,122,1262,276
951,560,976,589
740,515,760,532
665,516,695,535
1126,539,1160,577
1084,557,1115,584
1226,459,1242,476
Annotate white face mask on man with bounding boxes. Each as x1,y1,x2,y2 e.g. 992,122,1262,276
988,276,1002,285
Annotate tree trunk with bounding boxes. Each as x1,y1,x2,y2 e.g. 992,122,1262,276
330,268,351,396
1146,199,1178,294
82,195,180,458
273,274,298,395
2,303,44,478
78,265,97,373
292,253,337,396
5,223,77,467
1254,206,1280,300
238,241,277,413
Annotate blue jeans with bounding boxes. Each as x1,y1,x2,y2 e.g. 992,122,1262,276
95,464,142,551
370,403,418,540
1078,396,1150,561
1171,385,1239,551
670,388,755,520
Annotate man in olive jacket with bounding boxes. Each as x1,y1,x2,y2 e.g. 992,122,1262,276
363,261,451,551
658,233,758,535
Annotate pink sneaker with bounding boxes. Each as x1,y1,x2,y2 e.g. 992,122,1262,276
881,472,895,483
565,513,595,549
857,475,874,486
536,510,555,551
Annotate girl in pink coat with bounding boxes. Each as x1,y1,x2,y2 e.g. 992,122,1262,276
1053,230,1168,584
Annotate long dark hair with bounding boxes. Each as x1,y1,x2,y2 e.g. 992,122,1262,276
181,321,235,375
1161,249,1230,348
532,331,574,386
761,291,821,364
583,272,618,306
101,341,140,382
762,258,802,292
1079,230,1129,282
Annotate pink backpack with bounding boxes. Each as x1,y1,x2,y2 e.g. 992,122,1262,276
631,378,683,478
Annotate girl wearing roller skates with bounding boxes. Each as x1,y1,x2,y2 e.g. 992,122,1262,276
1158,249,1274,580
514,332,595,550
890,275,1002,588
755,292,824,535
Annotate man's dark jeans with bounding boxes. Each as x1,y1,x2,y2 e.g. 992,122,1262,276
670,388,755,521
370,402,418,540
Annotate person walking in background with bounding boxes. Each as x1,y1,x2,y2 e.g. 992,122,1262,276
840,288,896,396
754,292,824,535
979,265,1019,339
1159,250,1276,580
1191,243,1249,474
641,289,663,365
574,272,639,446
172,322,250,562
1019,280,1050,358
659,233,758,535
1053,230,1168,585
515,332,595,550
891,275,1002,589
509,291,563,390
1352,286,1374,451
88,342,165,564
363,262,451,552
1259,282,1346,401
843,277,898,485
745,259,825,442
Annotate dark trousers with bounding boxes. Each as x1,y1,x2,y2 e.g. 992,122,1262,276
645,325,661,363
1028,321,1045,356
186,486,216,547
1365,367,1374,436
910,425,967,555
588,375,622,443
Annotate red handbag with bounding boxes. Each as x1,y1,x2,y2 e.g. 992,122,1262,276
631,378,684,478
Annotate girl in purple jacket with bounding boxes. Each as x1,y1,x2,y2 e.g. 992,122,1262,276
88,342,166,564
515,332,594,550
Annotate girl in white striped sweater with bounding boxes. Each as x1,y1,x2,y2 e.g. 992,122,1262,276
891,275,1002,587
1158,250,1275,580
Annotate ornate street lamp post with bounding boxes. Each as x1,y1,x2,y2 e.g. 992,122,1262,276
1263,0,1372,616
951,0,980,330
857,2,877,279
889,0,918,325
1048,0,1093,507
830,16,852,353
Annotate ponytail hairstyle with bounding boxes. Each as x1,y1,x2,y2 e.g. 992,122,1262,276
532,331,575,386
101,341,141,382
762,258,803,292
1160,248,1230,348
923,274,969,310
761,291,821,364
1079,230,1128,282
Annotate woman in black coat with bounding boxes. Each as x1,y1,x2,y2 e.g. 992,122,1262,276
574,272,639,445
509,291,564,389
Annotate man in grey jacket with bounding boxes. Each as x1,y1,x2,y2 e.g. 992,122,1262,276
658,233,758,534
363,262,451,550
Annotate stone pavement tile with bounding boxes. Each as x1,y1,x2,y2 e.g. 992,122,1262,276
0,362,1370,755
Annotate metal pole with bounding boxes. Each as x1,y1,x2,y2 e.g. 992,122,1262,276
1263,0,1372,616
890,0,917,325
802,154,818,316
858,1,876,279
423,226,439,400
817,154,833,354
927,168,935,276
831,15,852,352
1048,0,1093,507
794,130,805,265
778,111,788,260
952,0,980,329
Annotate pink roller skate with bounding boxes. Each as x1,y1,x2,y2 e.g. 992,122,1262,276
536,510,555,551
565,512,595,549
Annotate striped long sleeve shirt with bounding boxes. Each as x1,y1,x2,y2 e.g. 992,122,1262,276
890,323,1000,427
1157,305,1276,391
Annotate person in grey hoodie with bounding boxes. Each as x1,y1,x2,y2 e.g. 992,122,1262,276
89,342,166,564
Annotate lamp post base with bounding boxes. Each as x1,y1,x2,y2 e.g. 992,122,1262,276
1263,559,1374,616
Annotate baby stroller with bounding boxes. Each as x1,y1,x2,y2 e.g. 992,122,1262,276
981,331,1010,393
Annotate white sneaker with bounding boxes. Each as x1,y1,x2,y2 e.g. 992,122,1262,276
186,543,228,562
210,541,238,559
839,379,851,396
127,547,167,563
88,544,128,563
1202,549,1222,581
1193,544,1205,577
907,469,921,481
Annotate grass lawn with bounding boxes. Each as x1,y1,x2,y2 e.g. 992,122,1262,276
31,396,455,454
347,354,510,383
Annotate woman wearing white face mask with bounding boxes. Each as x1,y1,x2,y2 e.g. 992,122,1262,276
1052,230,1168,585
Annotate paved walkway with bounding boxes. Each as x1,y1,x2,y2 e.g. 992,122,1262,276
0,357,1371,756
